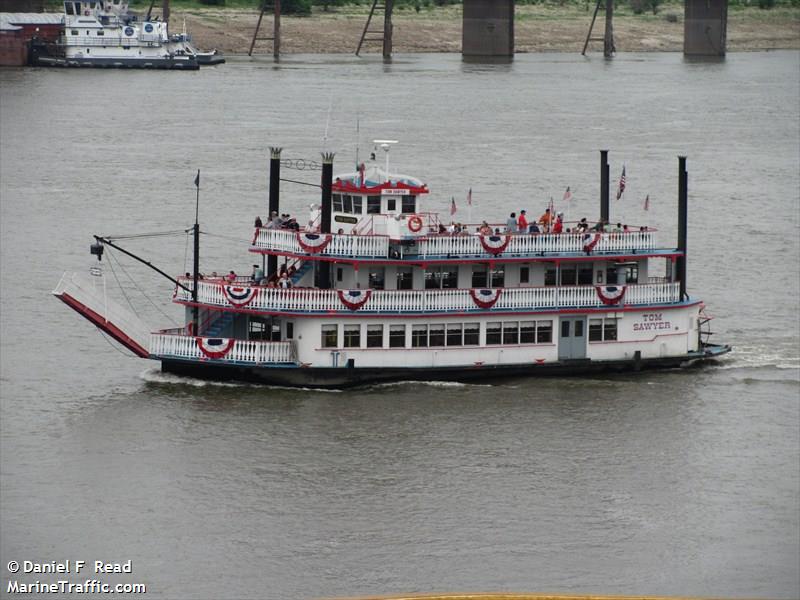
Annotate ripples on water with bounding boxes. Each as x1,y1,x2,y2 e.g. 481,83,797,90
1,52,798,599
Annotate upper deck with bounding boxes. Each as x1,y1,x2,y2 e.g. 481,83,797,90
251,227,666,263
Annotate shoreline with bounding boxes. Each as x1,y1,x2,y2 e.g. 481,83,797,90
172,4,799,55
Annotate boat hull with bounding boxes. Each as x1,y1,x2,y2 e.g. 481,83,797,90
159,343,732,389
31,54,199,70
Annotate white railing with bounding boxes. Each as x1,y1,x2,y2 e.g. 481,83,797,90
418,231,656,257
150,333,296,364
175,280,681,314
252,228,389,258
252,228,656,259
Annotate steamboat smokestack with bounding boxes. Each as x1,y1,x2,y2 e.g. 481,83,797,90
317,151,335,290
677,155,688,301
600,149,610,224
267,147,282,278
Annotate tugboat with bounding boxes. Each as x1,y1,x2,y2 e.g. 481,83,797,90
29,0,222,69
53,146,730,388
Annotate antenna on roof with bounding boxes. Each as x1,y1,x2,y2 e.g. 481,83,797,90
373,139,398,182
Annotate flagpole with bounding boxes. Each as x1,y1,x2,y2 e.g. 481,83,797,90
467,188,472,225
193,169,200,332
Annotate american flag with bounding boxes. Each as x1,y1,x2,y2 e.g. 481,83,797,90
616,166,626,200
563,186,572,202
450,197,457,215
643,194,650,211
467,187,472,206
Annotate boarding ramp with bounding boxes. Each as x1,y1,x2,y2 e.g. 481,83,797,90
52,271,152,358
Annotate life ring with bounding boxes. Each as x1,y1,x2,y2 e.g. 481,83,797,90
84,9,90,15
408,215,423,233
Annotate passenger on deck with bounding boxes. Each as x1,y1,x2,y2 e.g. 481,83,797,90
254,216,263,228
538,208,552,232
518,210,528,232
528,222,540,233
226,270,236,283
278,273,292,289
479,221,492,235
552,213,564,234
576,218,589,233
266,211,281,229
252,264,264,284
506,212,517,233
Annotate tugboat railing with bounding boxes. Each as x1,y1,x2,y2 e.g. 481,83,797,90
175,280,681,314
251,228,656,259
149,333,296,363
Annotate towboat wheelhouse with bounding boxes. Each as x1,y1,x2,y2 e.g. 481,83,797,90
53,147,730,388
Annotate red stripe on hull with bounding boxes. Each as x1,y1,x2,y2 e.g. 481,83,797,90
57,293,150,358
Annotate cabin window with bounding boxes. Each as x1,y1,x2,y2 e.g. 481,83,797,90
486,322,502,345
343,324,361,348
368,268,385,290
578,264,593,285
606,266,618,285
446,324,463,346
332,194,343,212
425,266,457,289
367,196,381,214
285,322,294,340
321,324,338,348
389,325,406,348
249,319,268,341
596,270,604,284
560,265,576,286
401,195,416,214
503,322,519,345
545,267,557,286
520,321,536,343
96,30,104,36
412,325,428,348
519,266,530,284
464,323,480,345
75,2,81,13
471,265,488,288
367,324,383,348
537,320,553,343
396,267,413,290
336,267,343,282
66,3,75,14
490,266,505,288
343,195,353,214
625,264,639,284
270,324,281,342
386,198,396,212
352,196,363,215
71,29,78,35
589,318,618,342
428,324,444,347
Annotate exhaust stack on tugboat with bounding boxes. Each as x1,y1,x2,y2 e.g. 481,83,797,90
53,149,730,388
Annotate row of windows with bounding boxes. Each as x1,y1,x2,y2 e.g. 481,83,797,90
321,320,554,349
332,194,417,215
334,264,636,290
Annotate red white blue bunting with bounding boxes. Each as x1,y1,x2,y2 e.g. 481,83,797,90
296,232,332,253
196,337,236,359
222,285,259,308
595,285,627,305
337,289,372,310
583,233,601,253
470,288,502,309
479,234,511,255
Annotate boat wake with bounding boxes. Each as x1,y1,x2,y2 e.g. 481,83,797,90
138,368,344,392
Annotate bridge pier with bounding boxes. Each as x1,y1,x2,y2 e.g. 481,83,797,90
684,0,727,56
462,0,514,59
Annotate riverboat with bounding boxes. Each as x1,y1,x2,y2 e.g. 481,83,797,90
29,0,223,69
52,146,730,388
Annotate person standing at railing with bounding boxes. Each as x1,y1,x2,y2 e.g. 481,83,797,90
251,264,264,284
552,212,564,234
254,216,263,228
226,270,236,283
517,210,528,232
538,208,552,233
506,212,517,233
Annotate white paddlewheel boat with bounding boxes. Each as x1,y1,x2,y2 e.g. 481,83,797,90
53,146,730,388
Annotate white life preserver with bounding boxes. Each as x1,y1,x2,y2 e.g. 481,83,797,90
408,215,423,233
